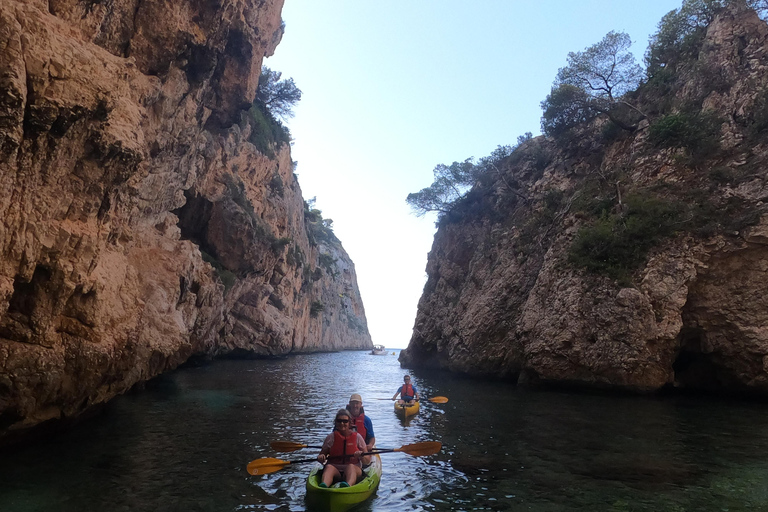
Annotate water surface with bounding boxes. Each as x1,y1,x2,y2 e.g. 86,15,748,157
1,349,768,511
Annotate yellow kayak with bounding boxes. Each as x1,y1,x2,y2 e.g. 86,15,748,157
394,400,420,417
305,454,382,512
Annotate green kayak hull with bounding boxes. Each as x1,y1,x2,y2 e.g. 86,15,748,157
305,454,382,512
394,400,420,417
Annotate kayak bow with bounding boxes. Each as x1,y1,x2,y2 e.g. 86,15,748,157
394,400,420,417
305,454,382,511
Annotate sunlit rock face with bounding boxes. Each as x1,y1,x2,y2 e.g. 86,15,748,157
401,5,768,396
0,0,370,442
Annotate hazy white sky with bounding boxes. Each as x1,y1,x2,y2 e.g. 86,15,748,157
267,1,683,348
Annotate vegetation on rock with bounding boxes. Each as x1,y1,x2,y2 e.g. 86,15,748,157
304,197,339,246
408,0,768,284
246,66,301,158
541,31,644,136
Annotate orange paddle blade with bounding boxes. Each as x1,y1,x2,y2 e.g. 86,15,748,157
394,441,442,456
247,457,291,475
428,396,449,403
270,441,323,452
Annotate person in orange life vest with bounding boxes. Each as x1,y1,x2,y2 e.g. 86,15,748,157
316,409,370,488
392,374,420,405
346,393,376,452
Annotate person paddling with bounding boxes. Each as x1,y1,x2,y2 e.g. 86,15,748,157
346,393,376,453
392,375,420,405
316,409,370,488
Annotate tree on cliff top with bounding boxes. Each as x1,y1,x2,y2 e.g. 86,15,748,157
256,67,302,121
645,1,768,77
406,144,518,218
541,31,644,136
557,31,643,102
645,0,725,76
247,67,301,157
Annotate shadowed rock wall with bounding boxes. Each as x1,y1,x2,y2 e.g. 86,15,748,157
0,0,371,443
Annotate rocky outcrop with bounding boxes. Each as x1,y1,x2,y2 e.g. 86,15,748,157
0,0,370,443
401,5,768,395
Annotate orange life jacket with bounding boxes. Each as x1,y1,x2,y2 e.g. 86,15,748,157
328,430,360,465
401,383,415,400
350,412,367,441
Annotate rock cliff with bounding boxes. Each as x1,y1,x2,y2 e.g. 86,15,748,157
0,0,371,444
401,5,768,396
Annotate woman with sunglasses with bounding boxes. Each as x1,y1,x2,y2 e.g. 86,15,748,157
316,409,370,487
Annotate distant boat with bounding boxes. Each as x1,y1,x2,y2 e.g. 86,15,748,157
370,344,388,355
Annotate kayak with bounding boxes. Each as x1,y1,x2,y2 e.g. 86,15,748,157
305,454,382,512
394,400,420,417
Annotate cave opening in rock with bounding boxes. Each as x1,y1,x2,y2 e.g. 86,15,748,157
0,266,54,343
7,266,52,319
672,327,730,392
173,189,215,257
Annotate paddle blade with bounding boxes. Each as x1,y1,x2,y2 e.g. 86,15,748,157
270,441,313,452
396,441,442,456
247,457,291,475
428,396,449,404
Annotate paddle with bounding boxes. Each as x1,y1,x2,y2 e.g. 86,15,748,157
371,441,442,456
270,441,323,452
247,441,442,475
374,396,449,403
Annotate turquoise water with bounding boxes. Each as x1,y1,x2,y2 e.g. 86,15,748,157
1,350,768,511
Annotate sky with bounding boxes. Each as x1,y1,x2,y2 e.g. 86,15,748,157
266,1,683,349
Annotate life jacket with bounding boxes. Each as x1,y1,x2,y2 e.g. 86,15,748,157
328,430,360,465
401,383,415,400
348,409,367,441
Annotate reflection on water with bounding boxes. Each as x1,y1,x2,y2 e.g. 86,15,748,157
1,350,768,511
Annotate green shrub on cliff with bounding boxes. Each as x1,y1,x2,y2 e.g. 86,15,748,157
310,300,325,318
201,250,237,292
645,0,724,77
648,110,722,161
568,194,682,281
246,104,291,159
304,198,339,247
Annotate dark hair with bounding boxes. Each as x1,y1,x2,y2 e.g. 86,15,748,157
335,408,350,420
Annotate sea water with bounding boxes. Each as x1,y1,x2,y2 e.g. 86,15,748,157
1,349,768,511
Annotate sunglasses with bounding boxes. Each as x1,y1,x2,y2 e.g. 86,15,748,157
335,419,349,424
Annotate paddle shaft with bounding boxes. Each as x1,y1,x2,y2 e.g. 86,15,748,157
375,396,447,403
285,456,322,465
273,448,423,465
248,441,441,474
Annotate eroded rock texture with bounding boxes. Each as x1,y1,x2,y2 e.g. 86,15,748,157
401,5,768,395
0,0,371,442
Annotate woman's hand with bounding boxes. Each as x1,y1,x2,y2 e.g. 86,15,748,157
317,454,326,463
354,450,363,459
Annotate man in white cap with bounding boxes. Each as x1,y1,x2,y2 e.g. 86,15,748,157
346,393,375,453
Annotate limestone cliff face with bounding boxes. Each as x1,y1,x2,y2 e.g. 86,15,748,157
401,6,768,395
0,0,370,442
